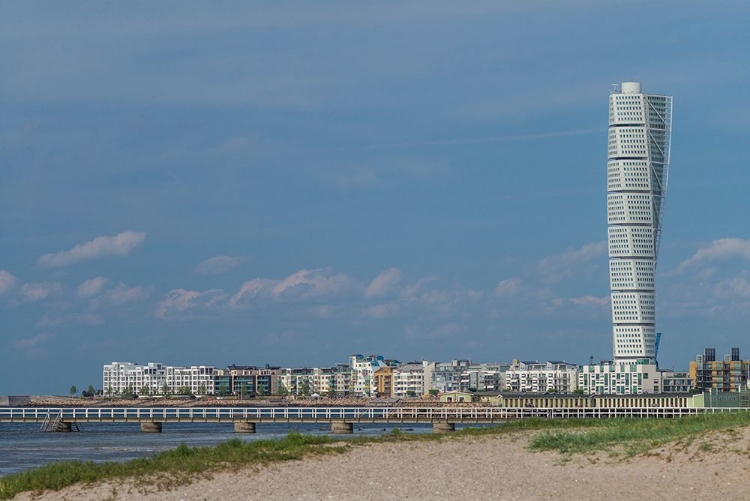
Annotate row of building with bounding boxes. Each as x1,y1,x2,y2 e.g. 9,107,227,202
102,348,746,398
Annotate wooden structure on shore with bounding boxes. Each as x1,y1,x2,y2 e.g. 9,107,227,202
1,405,748,434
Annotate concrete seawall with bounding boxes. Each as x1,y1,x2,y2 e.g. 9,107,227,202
0,396,31,406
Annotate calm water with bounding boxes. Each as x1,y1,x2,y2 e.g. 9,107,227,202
0,422,437,477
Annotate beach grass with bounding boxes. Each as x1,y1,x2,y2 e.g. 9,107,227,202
2,414,750,499
0,432,345,500
528,411,750,456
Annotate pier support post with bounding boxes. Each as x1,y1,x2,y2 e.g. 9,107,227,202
141,422,163,433
234,421,256,433
57,421,73,432
331,420,353,434
432,422,455,434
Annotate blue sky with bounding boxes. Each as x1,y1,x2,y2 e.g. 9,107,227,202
2,1,750,395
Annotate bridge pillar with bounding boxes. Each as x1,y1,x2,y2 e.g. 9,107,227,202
234,421,256,433
331,420,353,434
432,422,455,434
141,422,163,433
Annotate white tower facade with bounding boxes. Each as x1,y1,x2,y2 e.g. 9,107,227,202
607,82,672,363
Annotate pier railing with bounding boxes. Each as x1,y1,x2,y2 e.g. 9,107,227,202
1,406,747,423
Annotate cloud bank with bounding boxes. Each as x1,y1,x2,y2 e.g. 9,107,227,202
673,238,750,274
0,270,17,294
39,231,146,268
194,255,244,276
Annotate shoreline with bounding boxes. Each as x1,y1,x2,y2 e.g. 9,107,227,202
10,427,750,501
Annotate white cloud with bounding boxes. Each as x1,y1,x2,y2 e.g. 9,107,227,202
713,277,750,299
272,269,352,298
156,288,227,319
536,241,606,282
494,277,522,298
13,332,53,349
364,268,402,298
400,277,438,300
568,295,609,307
77,277,109,297
194,255,244,276
229,278,276,306
673,238,750,274
0,270,17,294
39,231,146,268
395,277,482,317
36,315,64,329
108,284,150,304
19,282,61,302
231,268,353,307
363,303,399,319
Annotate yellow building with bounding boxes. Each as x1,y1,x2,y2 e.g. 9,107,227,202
689,348,749,392
373,367,394,398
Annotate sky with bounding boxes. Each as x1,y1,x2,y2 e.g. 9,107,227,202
2,1,750,395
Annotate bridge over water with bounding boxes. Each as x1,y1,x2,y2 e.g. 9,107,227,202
0,406,743,433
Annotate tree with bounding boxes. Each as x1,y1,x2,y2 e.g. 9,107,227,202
141,385,151,396
572,388,585,395
198,383,207,396
276,382,289,397
162,383,171,397
218,383,229,396
299,379,311,396
256,383,267,397
428,389,439,397
406,390,417,397
69,385,77,397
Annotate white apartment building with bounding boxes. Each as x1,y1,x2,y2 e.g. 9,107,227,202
393,361,434,397
350,354,391,397
505,361,579,393
607,82,673,363
579,360,666,395
103,362,216,396
458,364,507,392
432,360,471,393
165,365,216,395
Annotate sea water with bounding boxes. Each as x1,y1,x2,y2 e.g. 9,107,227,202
0,422,437,477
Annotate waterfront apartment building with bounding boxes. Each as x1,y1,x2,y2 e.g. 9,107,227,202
275,366,349,396
431,359,471,393
504,361,578,393
607,82,672,364
349,354,397,397
393,361,434,397
689,348,750,393
458,363,507,393
578,360,663,395
214,365,280,397
372,361,436,398
103,362,216,396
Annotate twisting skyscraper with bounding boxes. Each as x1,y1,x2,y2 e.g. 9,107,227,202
607,82,672,363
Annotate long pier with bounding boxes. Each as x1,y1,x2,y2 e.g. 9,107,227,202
2,406,747,433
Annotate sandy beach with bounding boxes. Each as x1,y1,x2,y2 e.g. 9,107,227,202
12,426,750,501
